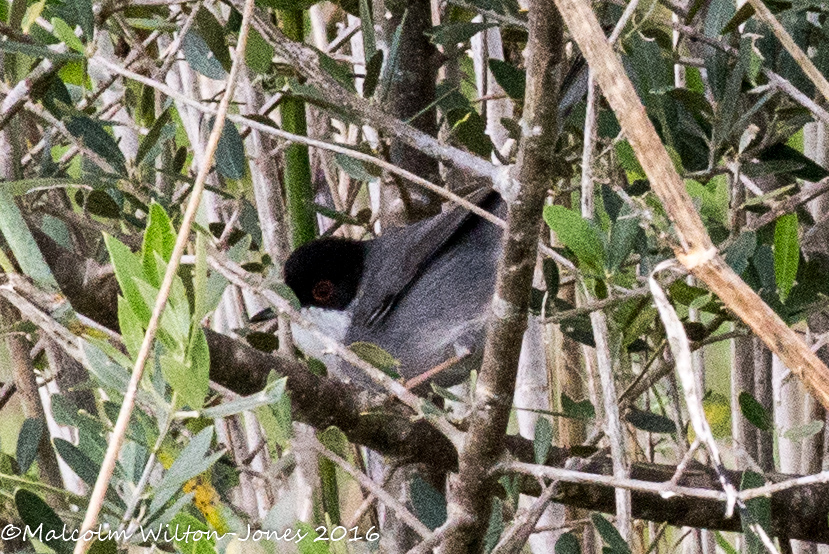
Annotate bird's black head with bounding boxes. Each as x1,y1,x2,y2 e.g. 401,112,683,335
284,237,366,310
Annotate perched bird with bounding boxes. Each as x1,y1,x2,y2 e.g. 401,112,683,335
283,191,505,392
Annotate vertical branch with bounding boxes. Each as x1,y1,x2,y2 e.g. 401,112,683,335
279,8,317,248
381,0,441,225
441,1,563,550
578,6,640,540
0,301,64,490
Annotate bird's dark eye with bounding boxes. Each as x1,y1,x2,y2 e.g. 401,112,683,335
312,280,335,304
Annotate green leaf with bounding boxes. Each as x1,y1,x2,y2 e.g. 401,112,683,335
16,418,44,473
430,383,464,403
625,407,676,434
375,9,406,101
720,2,754,33
202,378,286,418
136,107,172,166
561,393,595,420
142,203,176,287
187,328,211,406
59,0,93,42
0,188,59,290
259,0,318,9
362,49,384,98
0,38,83,61
182,29,227,80
774,213,799,301
118,296,144,358
169,512,215,554
543,205,606,274
359,0,376,60
348,342,400,378
149,426,221,518
724,231,756,275
65,115,127,174
739,391,772,432
107,233,151,323
319,52,357,92
715,531,739,554
607,207,640,272
446,108,492,157
53,438,100,486
488,59,526,100
782,419,824,441
556,533,582,554
215,121,246,180
51,17,84,53
533,417,552,464
86,189,121,219
410,474,447,530
483,497,504,553
296,522,332,554
246,28,274,74
335,152,377,182
560,314,596,347
168,511,213,554
592,513,631,554
15,490,72,554
740,471,771,554
194,6,232,68
427,22,498,45
615,139,646,181
273,282,302,310
161,353,207,409
245,331,279,352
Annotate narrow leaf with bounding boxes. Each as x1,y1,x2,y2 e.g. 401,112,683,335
215,121,246,179
774,213,799,301
533,417,552,463
739,391,772,432
15,490,72,554
488,59,526,100
16,418,44,473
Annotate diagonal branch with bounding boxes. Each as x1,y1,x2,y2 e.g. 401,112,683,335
552,0,829,411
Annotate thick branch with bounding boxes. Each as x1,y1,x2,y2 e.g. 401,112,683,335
23,223,829,543
442,2,564,550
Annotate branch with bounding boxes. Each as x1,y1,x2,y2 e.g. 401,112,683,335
442,1,564,549
552,0,829,411
18,225,829,544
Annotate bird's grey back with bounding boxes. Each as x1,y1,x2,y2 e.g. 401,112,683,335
342,193,505,389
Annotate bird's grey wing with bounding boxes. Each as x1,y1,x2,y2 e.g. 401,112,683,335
351,189,501,326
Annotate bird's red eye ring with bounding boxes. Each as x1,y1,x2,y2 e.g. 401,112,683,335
312,280,335,304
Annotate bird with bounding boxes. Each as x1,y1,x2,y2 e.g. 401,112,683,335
283,190,506,393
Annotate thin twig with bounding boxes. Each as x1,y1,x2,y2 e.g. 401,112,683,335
668,439,701,486
495,460,726,501
739,470,829,501
746,0,829,104
206,248,465,449
89,54,578,274
578,4,640,537
72,0,258,550
649,260,738,515
307,436,431,539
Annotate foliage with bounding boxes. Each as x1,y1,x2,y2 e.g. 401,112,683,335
0,0,827,551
